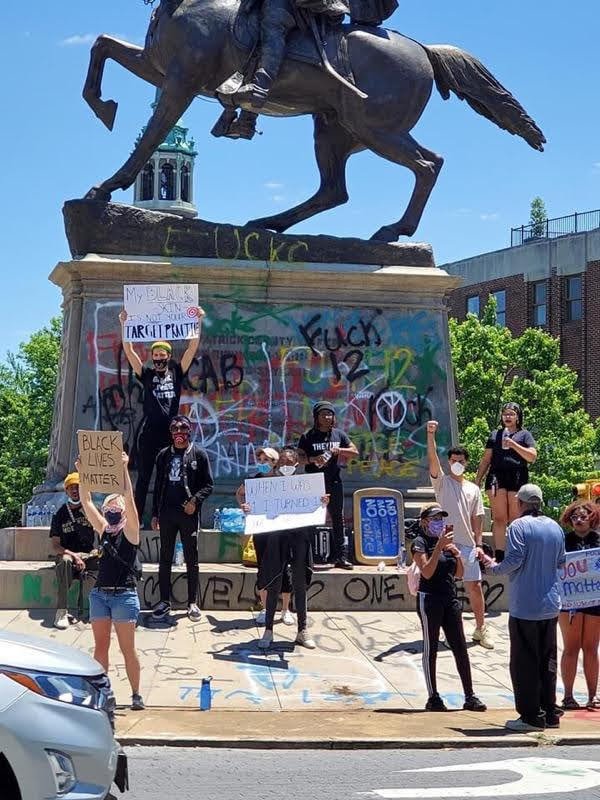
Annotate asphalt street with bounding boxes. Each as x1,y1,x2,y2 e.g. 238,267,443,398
125,745,600,800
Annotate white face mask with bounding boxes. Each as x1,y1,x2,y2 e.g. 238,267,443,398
450,461,466,477
279,465,297,477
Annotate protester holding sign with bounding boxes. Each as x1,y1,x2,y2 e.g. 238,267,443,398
297,401,358,570
76,451,145,711
485,484,565,732
558,501,600,710
119,306,205,520
151,415,213,622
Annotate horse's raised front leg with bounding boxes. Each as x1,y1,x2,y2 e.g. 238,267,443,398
85,79,194,202
83,35,164,131
353,128,443,241
247,114,359,233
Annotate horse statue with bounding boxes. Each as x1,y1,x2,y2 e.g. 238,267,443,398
82,0,545,241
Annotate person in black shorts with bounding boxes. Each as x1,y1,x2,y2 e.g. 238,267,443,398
119,307,205,522
297,401,358,569
411,503,487,713
558,500,600,710
475,402,537,561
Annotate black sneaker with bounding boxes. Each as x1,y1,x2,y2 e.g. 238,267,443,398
152,600,171,619
334,559,354,571
545,713,561,729
131,693,145,711
425,694,448,711
463,695,487,712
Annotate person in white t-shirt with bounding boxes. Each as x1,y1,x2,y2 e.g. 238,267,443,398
426,420,494,650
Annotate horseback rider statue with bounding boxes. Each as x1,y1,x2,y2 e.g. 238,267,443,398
213,0,398,138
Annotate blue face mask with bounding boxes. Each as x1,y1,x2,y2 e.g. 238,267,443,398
256,462,272,475
428,519,445,537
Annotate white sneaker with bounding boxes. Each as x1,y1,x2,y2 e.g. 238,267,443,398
295,630,316,649
255,609,266,625
281,609,295,626
472,624,494,650
258,630,273,649
54,609,69,630
505,717,544,732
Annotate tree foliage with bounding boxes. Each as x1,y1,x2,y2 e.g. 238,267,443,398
450,299,599,512
0,318,62,526
529,196,548,238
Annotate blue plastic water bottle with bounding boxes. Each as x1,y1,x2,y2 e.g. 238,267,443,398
200,677,212,711
174,541,184,566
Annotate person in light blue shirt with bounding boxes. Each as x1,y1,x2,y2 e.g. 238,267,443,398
486,483,565,733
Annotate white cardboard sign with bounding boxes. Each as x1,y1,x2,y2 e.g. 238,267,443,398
244,473,327,534
123,283,199,341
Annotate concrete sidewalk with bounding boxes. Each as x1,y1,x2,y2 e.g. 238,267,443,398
115,708,600,749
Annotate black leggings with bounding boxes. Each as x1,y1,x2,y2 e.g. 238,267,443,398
327,480,346,561
158,507,199,605
134,422,171,520
262,531,312,632
416,592,473,698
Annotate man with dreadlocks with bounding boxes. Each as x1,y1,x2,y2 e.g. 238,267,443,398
298,401,358,569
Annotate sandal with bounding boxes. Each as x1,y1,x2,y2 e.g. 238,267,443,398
586,697,600,710
561,696,581,710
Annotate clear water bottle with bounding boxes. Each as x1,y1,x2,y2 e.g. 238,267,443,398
200,677,212,711
26,505,35,527
397,544,407,570
48,503,57,525
30,505,40,527
174,541,184,566
41,502,50,527
213,508,221,531
377,560,386,572
501,427,511,449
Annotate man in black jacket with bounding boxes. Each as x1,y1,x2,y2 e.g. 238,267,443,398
151,415,213,620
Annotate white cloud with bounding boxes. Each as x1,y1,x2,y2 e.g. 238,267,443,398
480,212,500,221
272,195,285,204
592,162,600,171
60,33,97,46
264,181,284,189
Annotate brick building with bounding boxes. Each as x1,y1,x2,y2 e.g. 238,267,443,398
441,226,600,418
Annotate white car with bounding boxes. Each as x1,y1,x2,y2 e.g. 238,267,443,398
0,630,128,800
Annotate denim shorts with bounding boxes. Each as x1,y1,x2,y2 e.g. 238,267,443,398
89,588,140,623
457,544,482,582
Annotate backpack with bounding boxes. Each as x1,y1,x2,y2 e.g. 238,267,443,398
406,561,421,596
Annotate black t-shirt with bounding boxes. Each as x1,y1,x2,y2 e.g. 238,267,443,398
139,360,185,423
49,504,95,553
298,427,351,484
486,427,536,475
564,529,600,553
96,530,139,589
165,450,188,507
411,533,457,598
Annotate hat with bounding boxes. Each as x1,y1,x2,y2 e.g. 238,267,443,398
420,503,449,520
313,401,336,418
517,483,543,504
256,447,279,463
64,472,80,489
151,340,172,354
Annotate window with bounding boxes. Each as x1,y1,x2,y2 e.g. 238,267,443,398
180,164,190,203
160,162,175,200
566,276,582,321
140,162,154,201
532,281,547,326
491,290,506,326
466,295,480,317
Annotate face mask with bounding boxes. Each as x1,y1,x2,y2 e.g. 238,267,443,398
428,519,445,537
104,509,123,526
153,359,168,371
450,462,465,477
67,495,80,505
256,462,272,475
172,431,190,447
279,465,296,477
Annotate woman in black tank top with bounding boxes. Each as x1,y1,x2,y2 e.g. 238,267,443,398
78,451,145,711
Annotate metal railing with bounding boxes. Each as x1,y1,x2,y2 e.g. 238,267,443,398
511,209,600,247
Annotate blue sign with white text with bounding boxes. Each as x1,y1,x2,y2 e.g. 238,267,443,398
359,496,400,558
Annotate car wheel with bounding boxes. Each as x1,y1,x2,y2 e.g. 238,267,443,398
0,754,21,800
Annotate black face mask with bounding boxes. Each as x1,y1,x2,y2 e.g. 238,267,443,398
153,359,168,371
105,510,123,526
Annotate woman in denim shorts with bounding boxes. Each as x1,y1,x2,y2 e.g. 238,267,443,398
78,451,144,710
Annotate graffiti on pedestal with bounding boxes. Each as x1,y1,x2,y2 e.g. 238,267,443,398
76,294,449,484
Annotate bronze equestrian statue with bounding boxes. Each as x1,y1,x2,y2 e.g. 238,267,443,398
83,0,545,241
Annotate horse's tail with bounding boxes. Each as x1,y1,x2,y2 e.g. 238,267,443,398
423,44,546,152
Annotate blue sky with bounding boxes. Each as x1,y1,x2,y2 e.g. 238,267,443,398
1,1,599,355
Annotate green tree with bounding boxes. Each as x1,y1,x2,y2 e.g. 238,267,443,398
450,299,599,512
0,318,62,526
529,196,548,238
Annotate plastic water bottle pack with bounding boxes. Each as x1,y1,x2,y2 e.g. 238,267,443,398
215,507,246,534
